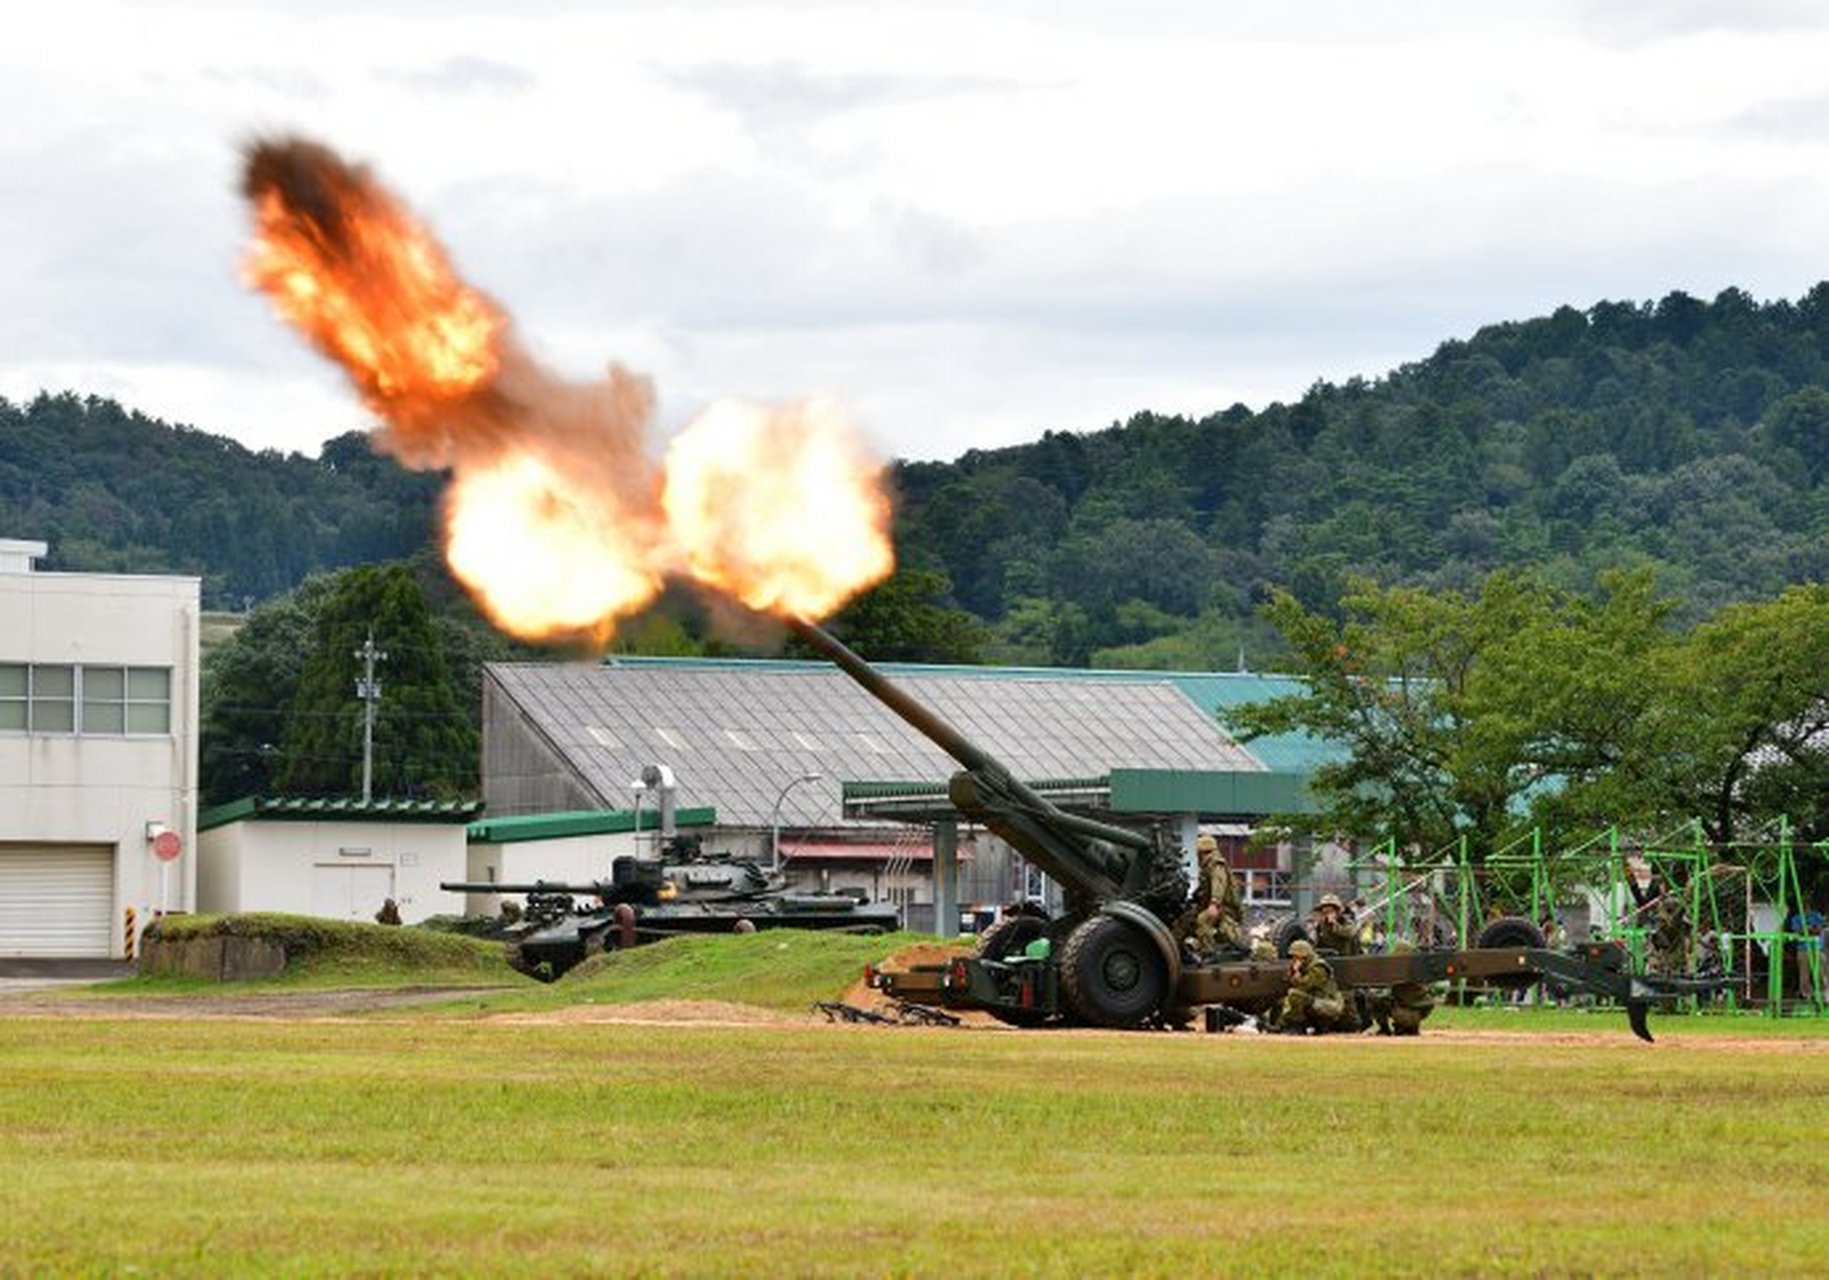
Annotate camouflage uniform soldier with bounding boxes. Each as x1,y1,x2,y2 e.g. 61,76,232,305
1187,834,1245,957
1646,888,1691,978
1368,940,1435,1035
1311,893,1361,956
1274,939,1354,1033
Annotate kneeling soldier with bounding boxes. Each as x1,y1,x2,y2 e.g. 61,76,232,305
1274,939,1356,1033
1369,940,1436,1035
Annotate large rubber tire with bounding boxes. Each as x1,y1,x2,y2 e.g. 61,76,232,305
1475,915,1547,990
1476,915,1546,951
1059,915,1168,1028
1273,917,1311,959
973,914,1048,962
973,914,1053,1027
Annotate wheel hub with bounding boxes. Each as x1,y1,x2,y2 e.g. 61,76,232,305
1101,948,1141,992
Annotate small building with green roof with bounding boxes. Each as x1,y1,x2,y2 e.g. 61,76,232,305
196,795,482,925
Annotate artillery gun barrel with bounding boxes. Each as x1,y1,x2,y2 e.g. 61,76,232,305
788,616,992,772
788,617,1150,902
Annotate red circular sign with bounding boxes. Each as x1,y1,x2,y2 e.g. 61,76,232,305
152,830,182,862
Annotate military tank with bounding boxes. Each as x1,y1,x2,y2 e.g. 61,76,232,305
441,834,902,980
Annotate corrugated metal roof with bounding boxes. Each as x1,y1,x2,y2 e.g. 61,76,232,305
489,660,1265,828
604,655,1339,772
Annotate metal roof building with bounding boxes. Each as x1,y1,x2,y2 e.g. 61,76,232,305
482,657,1276,828
479,655,1329,934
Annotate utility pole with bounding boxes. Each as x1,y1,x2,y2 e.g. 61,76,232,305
355,629,386,803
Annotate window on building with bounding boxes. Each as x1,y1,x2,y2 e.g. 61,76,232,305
1243,869,1293,908
0,664,24,730
0,663,170,736
31,665,74,733
127,668,171,733
82,667,125,733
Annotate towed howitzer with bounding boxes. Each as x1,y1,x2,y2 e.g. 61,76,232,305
791,618,1708,1040
441,837,901,980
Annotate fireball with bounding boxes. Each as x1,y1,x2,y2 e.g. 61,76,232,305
239,135,895,642
664,398,894,619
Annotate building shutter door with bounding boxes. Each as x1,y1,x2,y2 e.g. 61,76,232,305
0,844,115,957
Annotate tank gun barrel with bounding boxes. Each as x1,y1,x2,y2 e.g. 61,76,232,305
440,880,607,896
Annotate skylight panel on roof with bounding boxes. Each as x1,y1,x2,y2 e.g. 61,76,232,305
585,726,622,750
724,728,757,751
653,727,688,751
791,730,824,752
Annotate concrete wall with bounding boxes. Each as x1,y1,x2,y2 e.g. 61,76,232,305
0,552,201,954
195,818,468,924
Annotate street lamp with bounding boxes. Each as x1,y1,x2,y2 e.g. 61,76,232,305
770,772,824,874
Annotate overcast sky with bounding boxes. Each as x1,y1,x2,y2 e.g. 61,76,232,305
6,1,1829,464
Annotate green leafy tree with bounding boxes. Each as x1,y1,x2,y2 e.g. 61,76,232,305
1230,571,1670,856
1583,585,1829,842
198,574,341,805
1766,386,1829,485
275,565,478,799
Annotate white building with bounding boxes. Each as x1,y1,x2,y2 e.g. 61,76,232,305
0,539,201,957
196,797,480,924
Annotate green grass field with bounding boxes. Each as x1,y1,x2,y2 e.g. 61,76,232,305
5,927,1826,1275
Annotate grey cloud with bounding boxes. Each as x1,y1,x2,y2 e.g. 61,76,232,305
375,55,536,95
1572,0,1829,47
0,138,277,371
667,60,1014,134
1729,93,1829,140
198,65,329,100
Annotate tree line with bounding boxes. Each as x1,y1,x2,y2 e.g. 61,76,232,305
1232,571,1829,853
895,283,1829,668
11,284,1829,659
0,392,439,607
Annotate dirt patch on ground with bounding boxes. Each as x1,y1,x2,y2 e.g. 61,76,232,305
1403,1028,1829,1054
829,940,1007,1028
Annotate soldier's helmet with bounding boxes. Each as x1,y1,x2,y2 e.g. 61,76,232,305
1195,834,1219,856
1288,939,1316,959
1317,893,1344,912
1389,938,1414,955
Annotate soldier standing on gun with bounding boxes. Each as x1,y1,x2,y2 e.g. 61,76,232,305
1185,833,1245,958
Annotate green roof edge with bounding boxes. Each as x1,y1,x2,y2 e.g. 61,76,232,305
467,805,717,845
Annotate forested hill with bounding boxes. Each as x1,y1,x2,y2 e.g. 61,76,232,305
895,284,1829,666
7,284,1829,658
0,392,439,607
